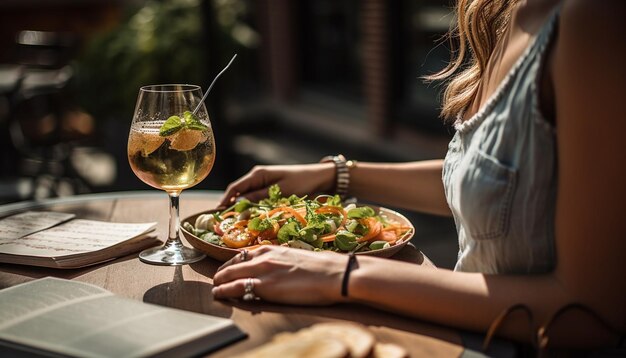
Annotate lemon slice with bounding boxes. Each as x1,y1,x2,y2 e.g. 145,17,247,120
168,128,207,151
128,131,165,157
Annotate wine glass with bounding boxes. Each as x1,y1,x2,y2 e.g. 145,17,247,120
128,84,214,265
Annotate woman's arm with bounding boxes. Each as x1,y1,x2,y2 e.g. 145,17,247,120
349,160,450,216
219,160,451,216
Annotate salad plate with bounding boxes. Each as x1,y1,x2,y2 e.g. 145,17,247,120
180,186,415,262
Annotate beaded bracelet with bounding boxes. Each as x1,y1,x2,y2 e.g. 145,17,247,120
341,252,359,297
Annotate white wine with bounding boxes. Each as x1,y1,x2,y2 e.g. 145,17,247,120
128,84,215,265
128,122,215,192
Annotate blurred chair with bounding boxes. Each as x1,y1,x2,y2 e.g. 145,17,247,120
1,30,95,202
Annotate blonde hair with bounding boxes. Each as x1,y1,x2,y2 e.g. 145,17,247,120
426,0,518,121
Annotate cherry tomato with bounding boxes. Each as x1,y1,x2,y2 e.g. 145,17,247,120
222,228,253,248
214,217,235,236
257,221,280,242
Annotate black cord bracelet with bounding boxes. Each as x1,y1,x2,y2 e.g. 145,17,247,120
341,252,359,297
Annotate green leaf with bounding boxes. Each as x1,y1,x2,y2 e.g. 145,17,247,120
310,235,324,249
268,184,281,201
201,232,224,246
347,206,376,219
334,230,358,251
345,219,369,235
183,111,208,131
326,195,342,207
277,220,300,244
234,199,253,213
298,227,320,243
159,115,184,136
369,240,389,250
287,194,304,205
186,122,209,131
248,217,273,232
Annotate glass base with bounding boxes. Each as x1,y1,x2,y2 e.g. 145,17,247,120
139,239,206,266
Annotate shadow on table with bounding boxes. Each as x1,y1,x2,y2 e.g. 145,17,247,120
188,256,222,278
142,265,233,319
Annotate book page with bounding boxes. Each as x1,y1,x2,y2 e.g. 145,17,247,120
0,211,75,240
0,278,243,357
0,220,157,258
0,277,110,330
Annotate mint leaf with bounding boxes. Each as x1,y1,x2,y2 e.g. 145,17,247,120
160,112,208,136
183,111,209,131
159,115,184,136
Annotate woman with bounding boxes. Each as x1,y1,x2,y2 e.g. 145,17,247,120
212,0,625,347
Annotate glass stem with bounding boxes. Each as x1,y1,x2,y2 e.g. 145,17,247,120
168,192,181,244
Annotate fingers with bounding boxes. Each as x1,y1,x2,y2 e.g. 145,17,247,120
219,175,252,207
217,249,249,272
218,167,273,207
212,277,262,300
213,261,253,286
217,245,270,273
214,246,274,285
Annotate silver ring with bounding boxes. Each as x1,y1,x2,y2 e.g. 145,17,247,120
242,277,257,301
239,249,249,262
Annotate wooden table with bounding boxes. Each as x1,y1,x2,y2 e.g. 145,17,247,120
0,191,476,357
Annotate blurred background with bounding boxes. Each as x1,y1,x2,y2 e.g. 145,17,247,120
0,0,458,267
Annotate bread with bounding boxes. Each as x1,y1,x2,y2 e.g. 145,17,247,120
234,336,348,358
237,321,406,358
373,342,408,358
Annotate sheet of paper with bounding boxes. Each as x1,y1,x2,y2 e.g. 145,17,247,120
0,219,157,257
0,211,75,240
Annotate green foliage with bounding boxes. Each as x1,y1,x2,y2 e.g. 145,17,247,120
74,0,207,120
277,220,300,244
234,198,253,213
334,231,358,251
346,206,376,219
259,184,306,208
247,217,273,232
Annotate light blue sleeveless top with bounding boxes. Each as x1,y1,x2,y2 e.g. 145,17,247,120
443,8,560,274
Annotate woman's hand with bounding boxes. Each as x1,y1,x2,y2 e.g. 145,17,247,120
212,245,347,305
218,163,335,207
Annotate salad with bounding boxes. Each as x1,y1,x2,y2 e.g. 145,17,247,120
183,185,413,253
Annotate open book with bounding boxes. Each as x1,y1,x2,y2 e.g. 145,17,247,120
0,211,159,269
0,277,246,357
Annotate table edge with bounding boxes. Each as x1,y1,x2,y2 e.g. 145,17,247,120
0,190,223,216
